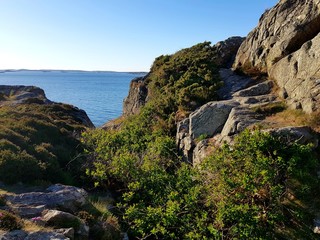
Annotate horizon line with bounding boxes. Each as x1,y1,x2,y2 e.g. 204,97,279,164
0,68,149,73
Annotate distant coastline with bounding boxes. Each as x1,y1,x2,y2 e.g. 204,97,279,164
0,69,148,75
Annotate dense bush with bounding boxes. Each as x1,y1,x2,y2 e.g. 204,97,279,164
0,104,89,184
82,41,319,239
83,125,319,239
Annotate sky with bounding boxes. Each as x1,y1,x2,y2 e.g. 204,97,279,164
0,0,278,72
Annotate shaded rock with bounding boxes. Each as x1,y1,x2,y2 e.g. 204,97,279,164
265,126,318,148
0,230,28,240
123,77,148,116
193,139,210,166
233,80,273,97
189,100,239,139
42,210,88,239
217,68,253,99
5,184,88,217
25,231,69,240
212,37,245,68
220,107,264,138
9,205,46,218
54,228,74,240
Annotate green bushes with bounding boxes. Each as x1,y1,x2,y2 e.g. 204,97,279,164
83,128,318,239
0,104,89,185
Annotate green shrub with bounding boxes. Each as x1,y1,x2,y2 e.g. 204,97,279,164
0,104,89,185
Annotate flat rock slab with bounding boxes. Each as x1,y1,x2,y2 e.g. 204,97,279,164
5,184,88,218
217,68,253,99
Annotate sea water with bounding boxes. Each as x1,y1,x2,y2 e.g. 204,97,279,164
0,70,145,126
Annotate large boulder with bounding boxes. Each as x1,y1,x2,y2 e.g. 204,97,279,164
189,100,240,139
42,210,88,239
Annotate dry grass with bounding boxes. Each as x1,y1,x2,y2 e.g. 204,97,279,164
261,109,320,132
22,220,53,232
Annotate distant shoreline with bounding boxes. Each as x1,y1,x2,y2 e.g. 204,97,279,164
0,69,148,75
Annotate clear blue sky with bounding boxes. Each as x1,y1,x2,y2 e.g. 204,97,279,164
0,0,278,72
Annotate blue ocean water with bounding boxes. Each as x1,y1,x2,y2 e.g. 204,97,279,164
0,70,145,126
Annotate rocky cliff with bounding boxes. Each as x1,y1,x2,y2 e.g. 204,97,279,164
234,0,320,112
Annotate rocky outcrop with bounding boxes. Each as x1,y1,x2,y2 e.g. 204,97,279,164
0,85,51,105
0,230,69,240
0,85,94,128
233,0,320,112
265,126,319,148
212,37,245,68
0,184,120,240
123,77,148,116
189,100,240,139
234,0,320,74
177,70,279,164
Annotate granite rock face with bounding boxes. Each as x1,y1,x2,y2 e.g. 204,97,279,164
177,74,277,164
233,0,320,112
270,33,320,112
234,0,320,74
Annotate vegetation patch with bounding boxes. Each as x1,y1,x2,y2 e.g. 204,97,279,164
0,103,90,185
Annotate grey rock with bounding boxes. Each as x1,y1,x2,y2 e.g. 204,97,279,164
42,210,88,239
25,231,69,240
265,126,318,148
0,85,50,106
193,139,210,166
270,33,320,113
10,205,46,218
5,184,88,217
217,68,253,99
123,77,148,116
189,100,240,139
234,0,320,75
233,0,320,112
233,81,273,97
220,107,263,138
212,37,245,68
54,229,74,240
0,230,28,240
